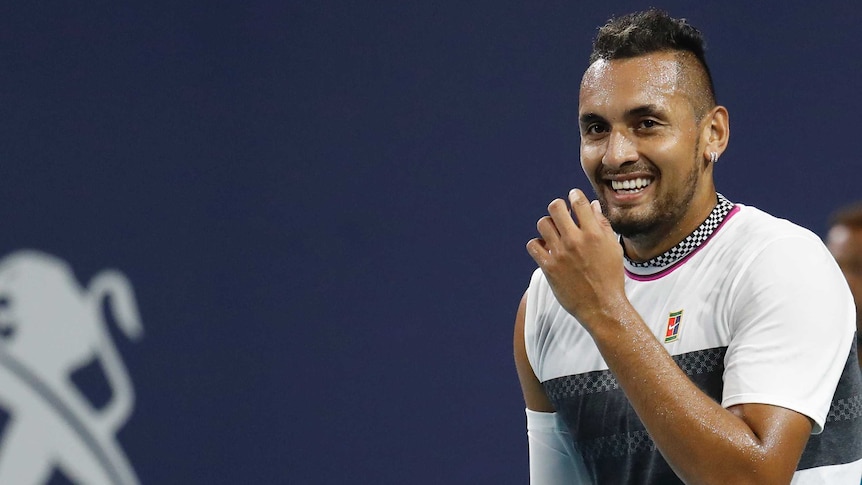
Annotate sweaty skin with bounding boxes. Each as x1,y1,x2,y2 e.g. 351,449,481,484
578,54,716,260
516,52,813,484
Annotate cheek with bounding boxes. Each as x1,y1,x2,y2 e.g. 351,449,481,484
579,144,604,173
650,142,698,181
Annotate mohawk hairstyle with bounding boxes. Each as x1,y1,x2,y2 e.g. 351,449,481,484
589,9,716,107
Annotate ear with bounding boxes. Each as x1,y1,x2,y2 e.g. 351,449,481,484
700,105,730,164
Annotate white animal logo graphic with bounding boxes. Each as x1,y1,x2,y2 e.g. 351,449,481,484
0,250,143,484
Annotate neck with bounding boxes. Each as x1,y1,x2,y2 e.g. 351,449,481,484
622,190,718,263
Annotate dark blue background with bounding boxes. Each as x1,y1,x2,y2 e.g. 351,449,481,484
0,1,859,483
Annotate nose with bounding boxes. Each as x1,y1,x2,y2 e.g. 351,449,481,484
602,129,638,168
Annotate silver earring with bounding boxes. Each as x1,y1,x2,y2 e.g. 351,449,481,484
710,152,718,164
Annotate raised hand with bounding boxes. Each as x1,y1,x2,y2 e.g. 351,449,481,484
525,189,627,327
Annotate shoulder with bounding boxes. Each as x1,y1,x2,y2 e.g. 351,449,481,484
719,204,832,266
525,268,557,319
725,204,822,244
714,203,850,328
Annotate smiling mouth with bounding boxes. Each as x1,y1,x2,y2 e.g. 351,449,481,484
610,177,653,194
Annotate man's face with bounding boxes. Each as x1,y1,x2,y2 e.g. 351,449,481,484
578,52,712,241
827,224,862,332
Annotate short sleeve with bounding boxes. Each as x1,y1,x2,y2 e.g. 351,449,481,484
722,234,855,434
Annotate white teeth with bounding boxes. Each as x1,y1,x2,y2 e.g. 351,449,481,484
611,178,651,191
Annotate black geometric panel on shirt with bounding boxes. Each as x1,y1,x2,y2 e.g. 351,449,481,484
542,347,726,484
798,337,862,470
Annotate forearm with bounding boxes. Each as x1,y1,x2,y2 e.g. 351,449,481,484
585,301,806,485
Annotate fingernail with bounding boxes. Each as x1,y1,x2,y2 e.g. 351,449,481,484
569,189,579,200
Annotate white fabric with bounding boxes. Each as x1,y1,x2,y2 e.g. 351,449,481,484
526,409,592,485
524,204,857,482
790,458,862,484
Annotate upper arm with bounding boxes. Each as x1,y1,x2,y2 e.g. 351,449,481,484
514,291,555,412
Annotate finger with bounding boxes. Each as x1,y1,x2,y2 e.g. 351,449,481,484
526,238,549,266
568,189,599,232
536,215,560,245
591,200,615,236
547,198,578,236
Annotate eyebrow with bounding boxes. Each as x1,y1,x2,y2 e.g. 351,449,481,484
579,113,604,126
627,104,664,118
579,104,665,127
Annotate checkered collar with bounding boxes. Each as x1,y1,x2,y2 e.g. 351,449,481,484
623,193,735,272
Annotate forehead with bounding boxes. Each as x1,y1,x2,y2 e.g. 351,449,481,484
579,52,686,116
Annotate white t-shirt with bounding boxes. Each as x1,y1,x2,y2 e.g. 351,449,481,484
525,203,862,483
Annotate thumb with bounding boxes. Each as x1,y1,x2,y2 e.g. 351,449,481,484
591,200,614,235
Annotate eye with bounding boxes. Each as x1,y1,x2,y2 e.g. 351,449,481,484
586,123,609,135
639,119,659,129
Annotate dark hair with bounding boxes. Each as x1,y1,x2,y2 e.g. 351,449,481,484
590,9,716,106
830,202,862,230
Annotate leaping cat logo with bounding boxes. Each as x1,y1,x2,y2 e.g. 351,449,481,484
0,250,143,484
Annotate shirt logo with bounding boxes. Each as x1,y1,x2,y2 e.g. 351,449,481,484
664,310,683,343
